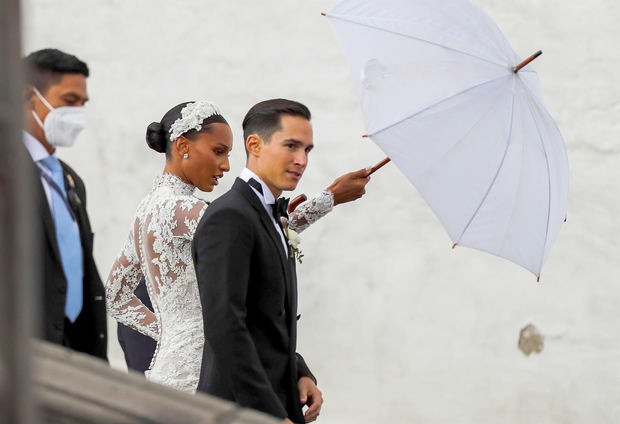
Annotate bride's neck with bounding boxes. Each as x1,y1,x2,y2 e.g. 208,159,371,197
163,161,191,185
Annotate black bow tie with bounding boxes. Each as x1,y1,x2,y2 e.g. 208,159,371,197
248,178,289,221
272,197,289,221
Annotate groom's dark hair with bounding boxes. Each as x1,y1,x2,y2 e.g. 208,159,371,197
242,98,311,157
23,48,89,94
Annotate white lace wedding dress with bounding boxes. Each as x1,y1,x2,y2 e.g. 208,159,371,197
105,173,333,393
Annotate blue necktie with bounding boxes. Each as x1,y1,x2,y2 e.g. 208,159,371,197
39,156,83,322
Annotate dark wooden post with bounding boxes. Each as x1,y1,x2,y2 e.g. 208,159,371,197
0,0,36,422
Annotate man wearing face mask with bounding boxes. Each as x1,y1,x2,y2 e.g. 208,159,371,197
22,48,107,360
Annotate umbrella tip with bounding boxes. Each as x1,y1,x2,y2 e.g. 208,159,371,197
452,243,457,249
321,12,326,16
362,134,368,138
536,276,540,283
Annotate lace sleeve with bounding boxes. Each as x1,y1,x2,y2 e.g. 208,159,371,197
288,190,334,233
105,225,160,340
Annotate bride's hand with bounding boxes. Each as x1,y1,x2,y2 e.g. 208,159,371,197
326,168,371,206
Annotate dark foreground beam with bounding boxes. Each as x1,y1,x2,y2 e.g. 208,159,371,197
0,0,36,422
33,341,279,424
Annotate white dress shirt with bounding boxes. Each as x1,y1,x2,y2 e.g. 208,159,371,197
239,168,289,258
23,130,79,232
23,130,55,208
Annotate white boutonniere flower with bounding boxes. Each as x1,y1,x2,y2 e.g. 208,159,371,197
286,228,304,264
281,217,304,264
286,228,301,248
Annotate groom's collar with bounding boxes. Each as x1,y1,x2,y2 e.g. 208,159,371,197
239,167,276,205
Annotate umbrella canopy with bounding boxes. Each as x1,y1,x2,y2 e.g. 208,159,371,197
325,0,568,278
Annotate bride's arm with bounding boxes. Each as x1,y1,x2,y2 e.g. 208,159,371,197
289,168,371,233
105,226,159,341
288,191,334,233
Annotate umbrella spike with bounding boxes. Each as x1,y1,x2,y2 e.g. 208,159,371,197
452,243,457,249
321,12,326,16
537,276,540,283
362,134,368,138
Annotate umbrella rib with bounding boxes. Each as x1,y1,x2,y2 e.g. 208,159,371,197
454,78,517,246
368,74,510,137
523,89,553,277
328,14,507,69
521,81,566,150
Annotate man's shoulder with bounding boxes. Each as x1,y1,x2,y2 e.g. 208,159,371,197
206,187,251,217
194,188,258,244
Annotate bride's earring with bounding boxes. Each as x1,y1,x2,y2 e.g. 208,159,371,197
183,153,189,159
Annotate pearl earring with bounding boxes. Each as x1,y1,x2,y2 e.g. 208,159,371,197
183,153,189,159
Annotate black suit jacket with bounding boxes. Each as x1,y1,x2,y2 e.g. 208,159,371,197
31,155,107,360
192,178,314,423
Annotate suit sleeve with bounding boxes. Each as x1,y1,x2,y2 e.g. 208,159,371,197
193,207,288,419
296,353,316,384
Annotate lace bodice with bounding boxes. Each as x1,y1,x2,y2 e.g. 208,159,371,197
105,174,207,391
105,174,334,393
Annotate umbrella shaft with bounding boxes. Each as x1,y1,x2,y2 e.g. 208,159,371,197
513,50,542,73
369,157,391,175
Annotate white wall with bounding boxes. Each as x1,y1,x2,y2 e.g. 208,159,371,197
22,1,620,422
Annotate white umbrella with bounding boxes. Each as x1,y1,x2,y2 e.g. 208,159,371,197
325,0,568,279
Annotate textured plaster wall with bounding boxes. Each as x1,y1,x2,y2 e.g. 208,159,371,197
22,1,620,422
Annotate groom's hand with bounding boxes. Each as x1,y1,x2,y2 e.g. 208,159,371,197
326,168,371,206
298,376,323,422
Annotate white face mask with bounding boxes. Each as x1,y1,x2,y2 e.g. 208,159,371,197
31,87,86,148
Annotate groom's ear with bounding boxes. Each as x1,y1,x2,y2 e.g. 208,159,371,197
245,134,262,158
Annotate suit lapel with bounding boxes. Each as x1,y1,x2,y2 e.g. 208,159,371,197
288,256,298,336
232,178,293,306
60,161,88,250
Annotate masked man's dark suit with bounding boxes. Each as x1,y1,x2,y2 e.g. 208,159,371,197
28,146,107,360
116,279,156,372
192,177,314,423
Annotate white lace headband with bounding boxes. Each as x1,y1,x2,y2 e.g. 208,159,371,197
169,101,222,141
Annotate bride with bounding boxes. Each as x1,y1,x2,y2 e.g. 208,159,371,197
105,100,348,393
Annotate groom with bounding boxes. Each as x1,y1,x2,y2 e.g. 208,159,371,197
193,99,322,423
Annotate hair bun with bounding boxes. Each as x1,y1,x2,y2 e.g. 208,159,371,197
146,122,167,153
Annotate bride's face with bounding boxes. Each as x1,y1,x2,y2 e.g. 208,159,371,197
181,123,233,192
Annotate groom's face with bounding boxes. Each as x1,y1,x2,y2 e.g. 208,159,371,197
260,115,314,195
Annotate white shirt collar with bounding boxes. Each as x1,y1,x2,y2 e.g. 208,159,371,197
23,130,53,163
239,167,276,205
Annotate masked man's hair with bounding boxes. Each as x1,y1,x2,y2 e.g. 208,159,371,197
23,48,89,94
